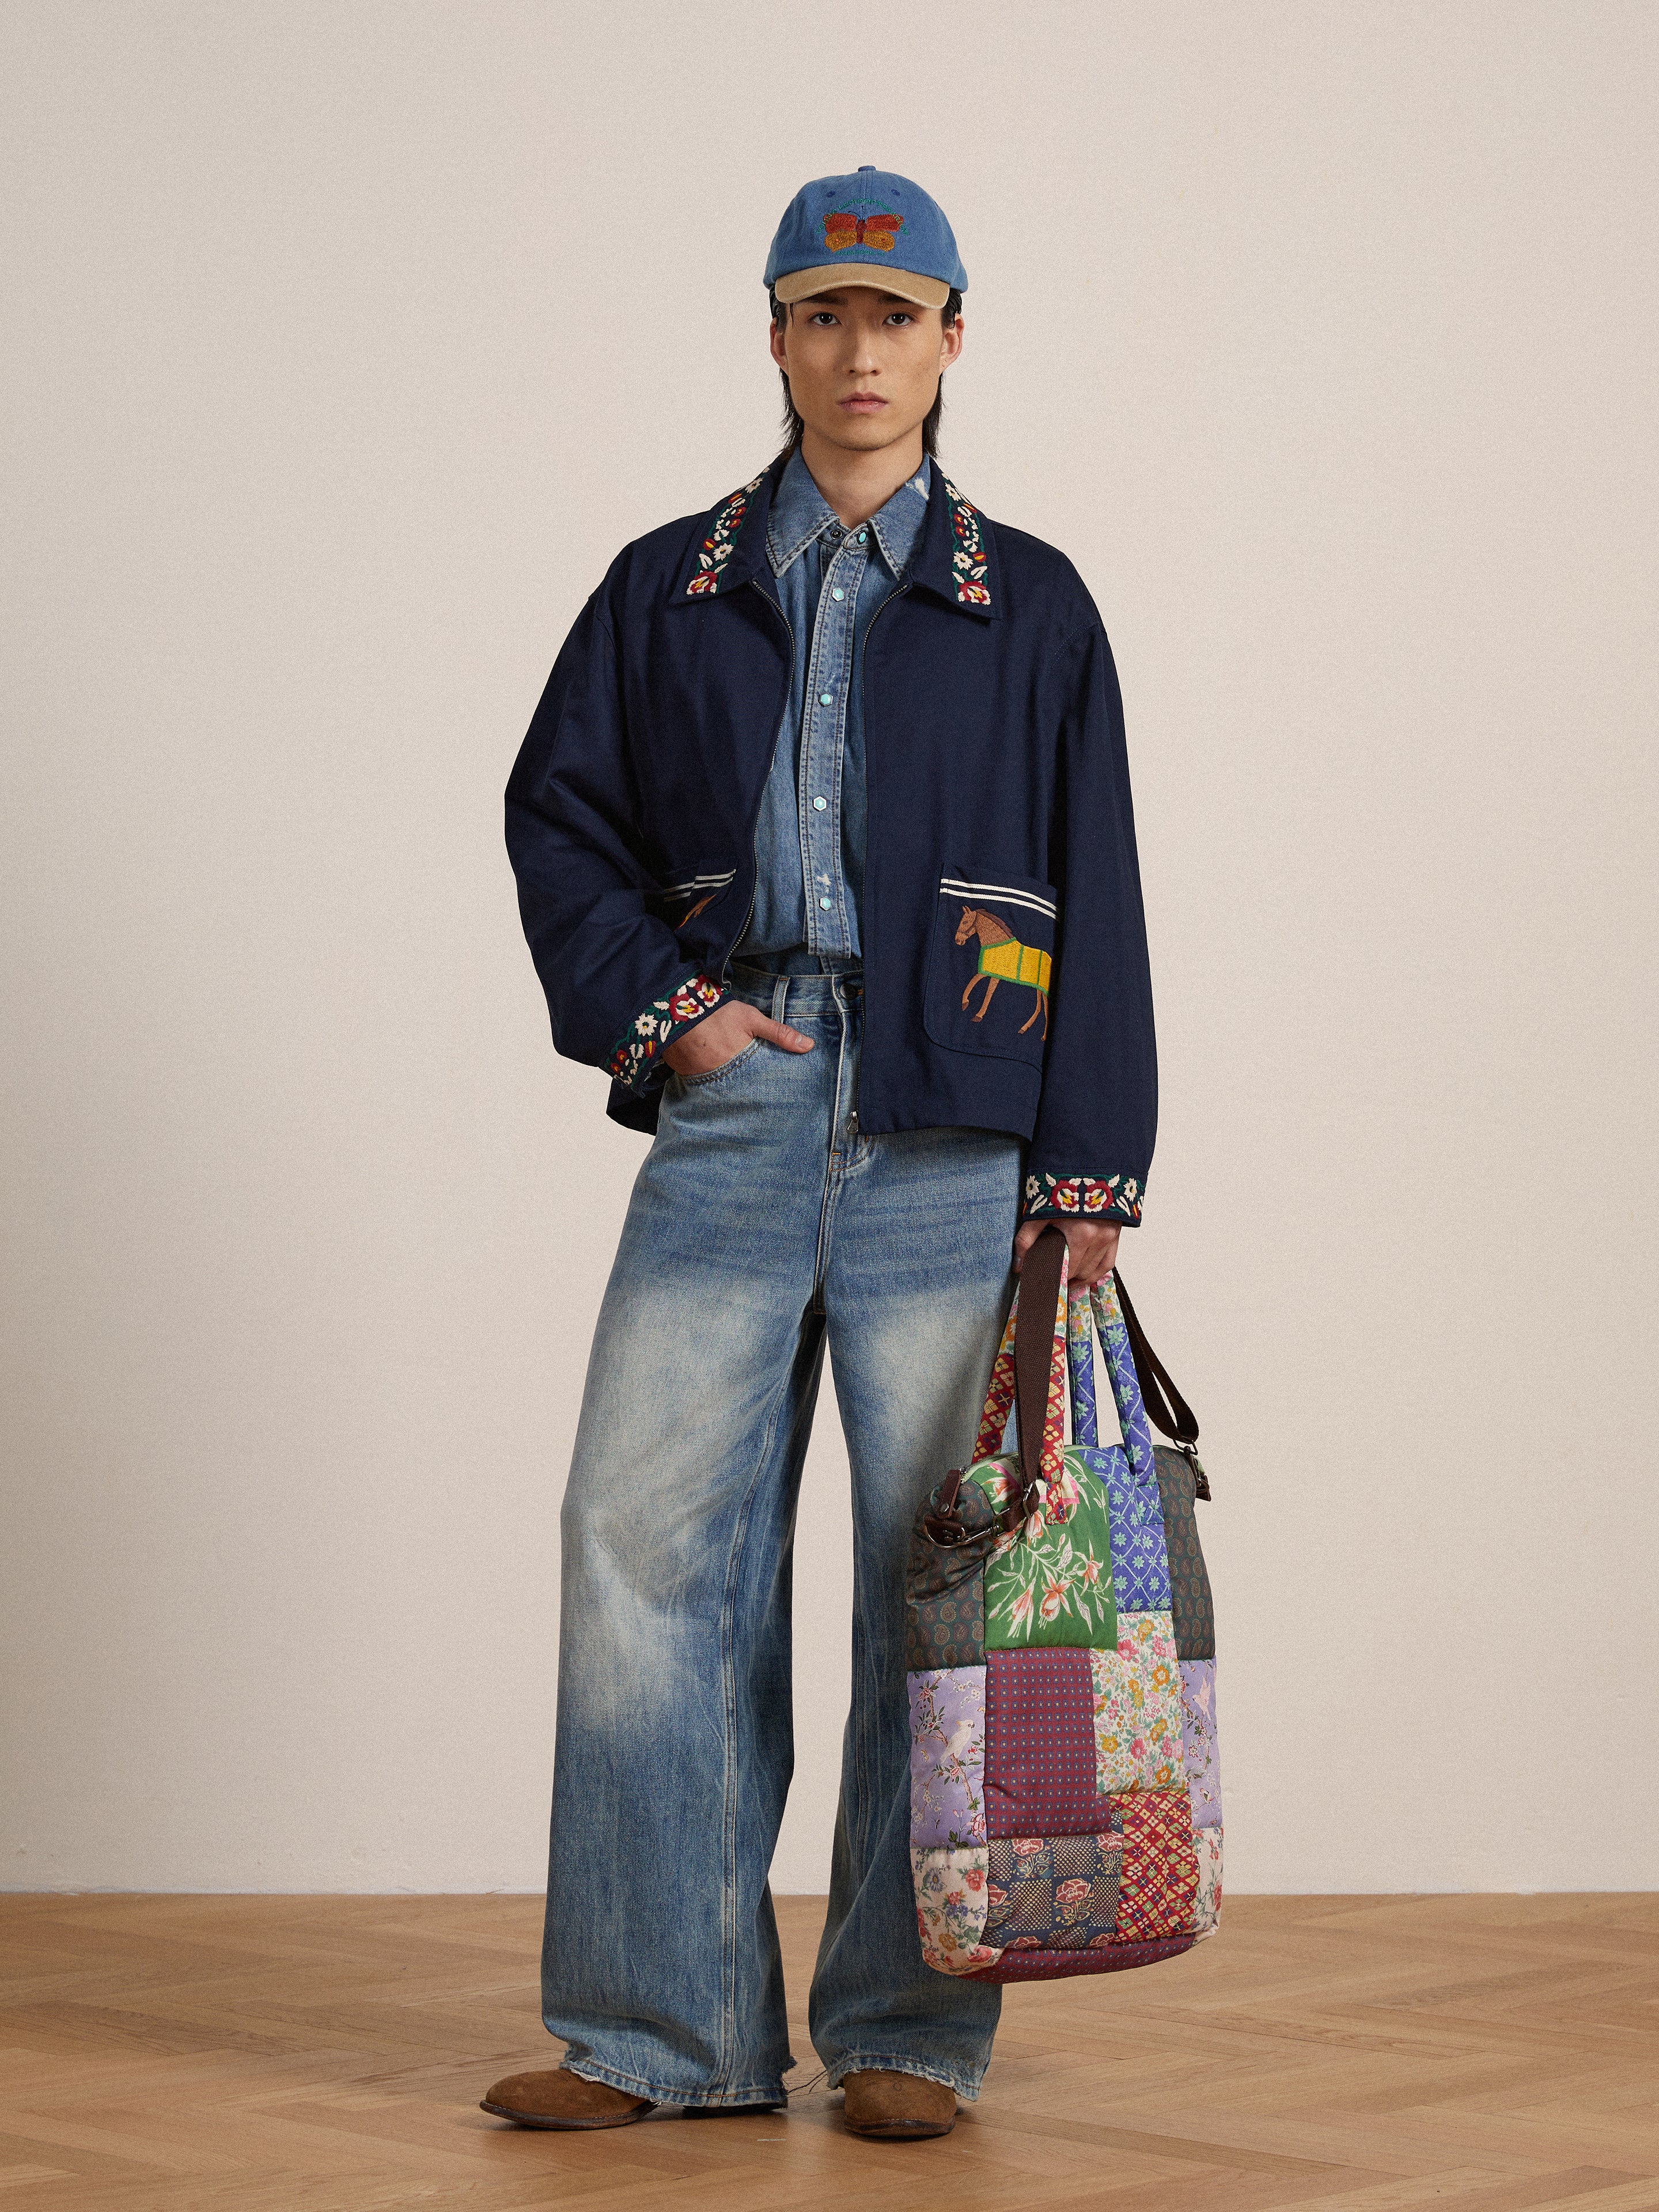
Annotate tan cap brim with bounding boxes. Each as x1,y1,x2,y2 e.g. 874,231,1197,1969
774,263,951,311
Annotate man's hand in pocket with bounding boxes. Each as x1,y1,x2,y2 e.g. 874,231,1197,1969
663,999,815,1077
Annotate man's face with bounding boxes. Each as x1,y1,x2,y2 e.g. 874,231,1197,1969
768,287,965,453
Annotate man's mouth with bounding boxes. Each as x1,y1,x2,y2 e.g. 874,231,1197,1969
840,392,887,413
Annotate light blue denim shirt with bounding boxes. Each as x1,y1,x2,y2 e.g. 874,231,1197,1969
734,446,930,973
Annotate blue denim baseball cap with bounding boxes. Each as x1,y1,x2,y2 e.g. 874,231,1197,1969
764,165,967,311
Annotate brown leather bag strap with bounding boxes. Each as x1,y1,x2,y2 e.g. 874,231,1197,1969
1111,1271,1199,1448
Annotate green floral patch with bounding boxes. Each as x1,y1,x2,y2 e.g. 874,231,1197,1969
969,1452,1117,1650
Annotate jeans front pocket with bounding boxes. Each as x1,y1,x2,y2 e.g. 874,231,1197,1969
673,1036,763,1090
923,863,1059,1069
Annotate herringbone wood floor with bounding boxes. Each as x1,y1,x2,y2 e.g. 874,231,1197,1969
1,1895,1655,2210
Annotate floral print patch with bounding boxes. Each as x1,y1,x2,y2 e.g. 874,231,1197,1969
1180,1659,1222,1828
908,1667,987,1850
605,972,729,1089
984,1832,1122,1948
684,471,767,596
978,1461,1115,1648
1090,1610,1184,1796
1024,1171,1144,1225
1192,1824,1223,1937
911,1845,1000,1975
942,477,991,607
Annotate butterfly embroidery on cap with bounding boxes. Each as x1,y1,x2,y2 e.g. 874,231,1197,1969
685,471,767,597
824,209,904,252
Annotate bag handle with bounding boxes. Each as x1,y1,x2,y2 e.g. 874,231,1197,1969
1075,1271,1210,1500
927,1225,1069,1546
1011,1224,1070,1518
1111,1273,1201,1453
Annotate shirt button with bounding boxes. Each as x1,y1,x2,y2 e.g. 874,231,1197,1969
818,896,832,910
812,795,827,811
818,691,833,706
831,588,845,601
857,530,868,543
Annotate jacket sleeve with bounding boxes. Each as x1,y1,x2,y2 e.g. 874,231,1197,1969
505,589,730,1091
1022,616,1157,1225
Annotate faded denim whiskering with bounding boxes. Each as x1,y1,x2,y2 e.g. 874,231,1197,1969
543,961,1018,2105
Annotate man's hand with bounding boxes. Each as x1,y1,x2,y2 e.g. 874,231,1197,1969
1013,1215,1120,1289
664,998,815,1077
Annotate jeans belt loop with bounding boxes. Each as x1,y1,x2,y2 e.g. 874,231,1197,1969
771,975,789,1025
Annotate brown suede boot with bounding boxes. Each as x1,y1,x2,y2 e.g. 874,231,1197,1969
841,2068,958,2139
480,2066,655,2129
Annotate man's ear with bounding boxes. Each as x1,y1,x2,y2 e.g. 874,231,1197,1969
940,313,965,369
768,313,790,371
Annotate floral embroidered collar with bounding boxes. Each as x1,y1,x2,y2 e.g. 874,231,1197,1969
675,454,997,617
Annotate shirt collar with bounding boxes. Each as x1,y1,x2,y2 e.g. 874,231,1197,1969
673,449,995,616
766,446,931,581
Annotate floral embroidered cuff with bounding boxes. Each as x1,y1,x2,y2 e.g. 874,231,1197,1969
607,972,730,1092
1022,1171,1144,1226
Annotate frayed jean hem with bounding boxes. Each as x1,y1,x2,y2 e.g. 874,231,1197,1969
824,2052,982,2103
560,2055,790,2109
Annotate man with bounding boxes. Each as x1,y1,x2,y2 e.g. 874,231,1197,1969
484,165,1156,2142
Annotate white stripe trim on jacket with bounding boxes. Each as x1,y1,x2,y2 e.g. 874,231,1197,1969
940,877,1058,922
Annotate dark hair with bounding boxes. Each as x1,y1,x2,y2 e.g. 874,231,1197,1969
769,285,963,459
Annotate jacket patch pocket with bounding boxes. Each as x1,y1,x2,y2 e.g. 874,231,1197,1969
923,865,1058,1067
652,867,738,930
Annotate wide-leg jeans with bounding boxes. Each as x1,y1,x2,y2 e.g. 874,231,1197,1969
541,961,1023,2106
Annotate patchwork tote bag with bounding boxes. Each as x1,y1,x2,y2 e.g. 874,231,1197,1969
906,1225,1220,1982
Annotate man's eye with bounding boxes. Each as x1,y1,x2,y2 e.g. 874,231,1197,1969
887,313,914,325
810,313,838,326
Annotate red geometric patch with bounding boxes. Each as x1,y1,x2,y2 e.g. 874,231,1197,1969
1112,1788,1199,1940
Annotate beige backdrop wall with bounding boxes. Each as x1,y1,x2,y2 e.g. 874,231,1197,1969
4,1,1655,1895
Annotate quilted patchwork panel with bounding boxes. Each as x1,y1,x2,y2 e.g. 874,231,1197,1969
967,1934,1195,1982
910,1844,1000,1976
1078,1444,1172,1613
1154,1446,1214,1659
984,1832,1122,1950
1179,1659,1222,1828
984,1649,1126,1837
904,1477,999,1670
908,1667,987,1849
1113,1788,1200,1941
1192,1824,1224,1937
906,1578,985,1672
977,1457,1116,1649
1091,1611,1184,1796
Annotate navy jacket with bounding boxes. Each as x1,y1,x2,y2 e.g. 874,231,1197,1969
505,451,1157,1225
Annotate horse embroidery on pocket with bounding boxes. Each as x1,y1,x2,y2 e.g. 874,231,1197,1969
955,905,1052,1039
